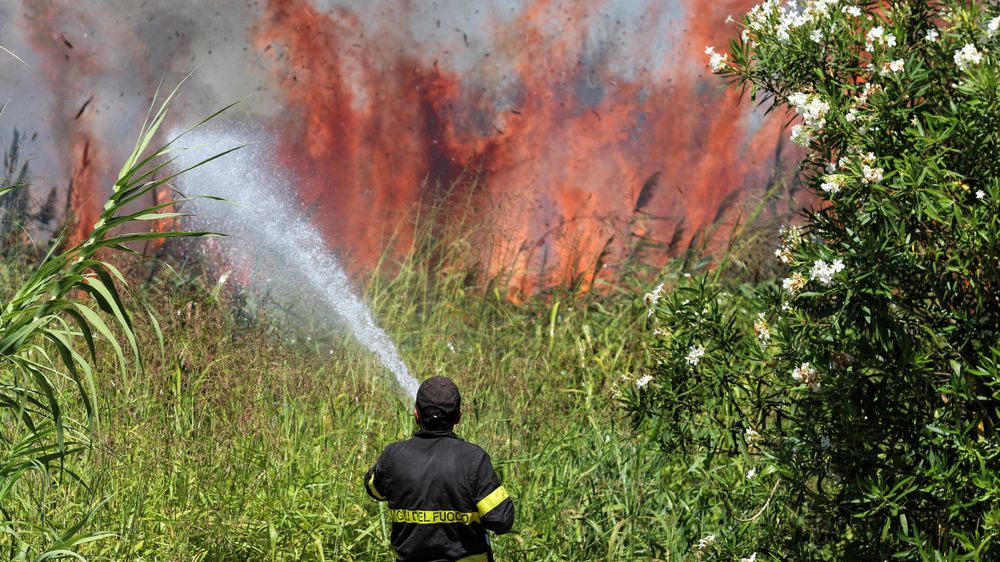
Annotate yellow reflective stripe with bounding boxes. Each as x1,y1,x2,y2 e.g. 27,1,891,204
476,485,509,517
367,474,386,500
456,554,489,562
389,509,481,525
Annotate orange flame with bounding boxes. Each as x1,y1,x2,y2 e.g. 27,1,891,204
22,1,106,247
254,0,788,293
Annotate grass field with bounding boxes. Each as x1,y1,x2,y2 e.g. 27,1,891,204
0,235,729,560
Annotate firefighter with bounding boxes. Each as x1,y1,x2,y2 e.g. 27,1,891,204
364,376,515,561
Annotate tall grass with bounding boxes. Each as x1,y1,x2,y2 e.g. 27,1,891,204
0,94,797,559
34,160,790,561
0,81,228,560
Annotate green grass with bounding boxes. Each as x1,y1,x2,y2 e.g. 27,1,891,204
0,85,792,559
0,238,714,561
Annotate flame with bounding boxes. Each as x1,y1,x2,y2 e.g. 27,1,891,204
68,136,100,246
22,1,105,246
253,0,787,293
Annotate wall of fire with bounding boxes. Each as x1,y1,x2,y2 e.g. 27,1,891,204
0,0,794,292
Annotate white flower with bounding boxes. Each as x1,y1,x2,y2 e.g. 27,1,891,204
820,174,848,194
746,426,762,446
695,534,717,551
447,341,456,353
843,6,861,17
746,467,758,479
753,314,771,346
217,271,230,286
644,282,664,316
889,58,905,73
788,92,830,128
865,25,884,50
810,258,845,286
741,554,758,562
925,28,939,42
955,43,983,71
790,124,811,147
686,345,706,366
864,25,896,50
821,435,832,448
635,374,653,388
783,272,807,294
810,28,823,43
787,91,808,108
862,163,884,184
792,362,821,391
989,16,1000,38
976,189,986,200
845,108,859,122
705,46,728,72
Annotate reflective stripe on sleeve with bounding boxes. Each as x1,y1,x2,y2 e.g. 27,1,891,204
389,509,481,525
367,473,386,500
476,485,509,517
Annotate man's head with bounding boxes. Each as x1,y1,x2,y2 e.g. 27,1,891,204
414,376,462,430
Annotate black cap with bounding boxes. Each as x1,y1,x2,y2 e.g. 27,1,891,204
416,376,461,426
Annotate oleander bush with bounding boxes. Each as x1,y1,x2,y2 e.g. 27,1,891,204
624,1,1000,560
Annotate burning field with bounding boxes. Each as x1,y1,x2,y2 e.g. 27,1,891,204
4,0,791,291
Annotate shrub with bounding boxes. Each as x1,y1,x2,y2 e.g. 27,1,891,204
624,1,1000,559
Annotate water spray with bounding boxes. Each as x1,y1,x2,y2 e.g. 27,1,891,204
174,126,420,399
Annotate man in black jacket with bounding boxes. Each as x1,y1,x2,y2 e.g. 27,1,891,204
364,376,515,562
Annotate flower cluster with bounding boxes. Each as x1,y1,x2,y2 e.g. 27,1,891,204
988,16,1000,38
694,534,717,553
753,313,771,348
791,362,821,391
820,174,847,196
857,81,883,104
954,43,983,71
644,282,664,317
783,272,807,294
787,91,830,146
790,124,811,147
775,224,803,265
796,92,828,120
686,345,706,366
809,258,845,286
705,46,728,72
858,151,884,184
879,58,905,76
745,0,838,44
865,25,897,51
635,374,653,389
745,426,763,447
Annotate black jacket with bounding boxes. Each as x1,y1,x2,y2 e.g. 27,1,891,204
364,428,515,562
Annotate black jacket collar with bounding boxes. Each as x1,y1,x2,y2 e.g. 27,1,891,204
414,428,458,439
